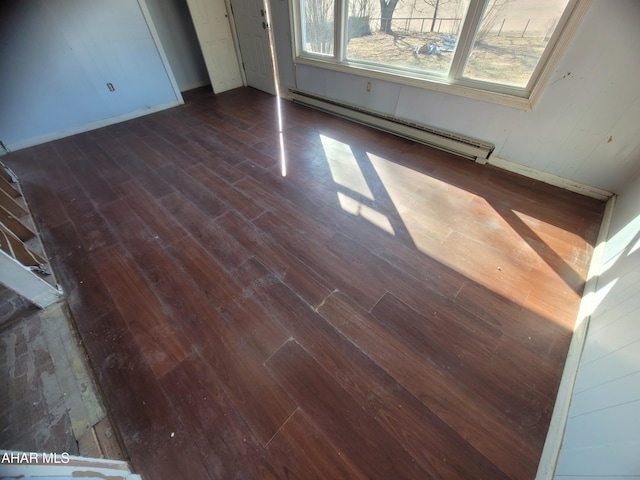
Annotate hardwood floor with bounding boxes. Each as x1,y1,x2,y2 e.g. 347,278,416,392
6,87,605,479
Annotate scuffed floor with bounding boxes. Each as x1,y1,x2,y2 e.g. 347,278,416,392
0,290,122,460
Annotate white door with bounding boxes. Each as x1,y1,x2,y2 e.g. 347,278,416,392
230,0,276,95
186,0,244,93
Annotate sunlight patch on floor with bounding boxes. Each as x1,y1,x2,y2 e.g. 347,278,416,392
368,150,583,306
318,131,586,318
337,192,395,235
321,134,374,201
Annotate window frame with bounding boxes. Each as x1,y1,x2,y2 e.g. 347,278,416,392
290,0,592,110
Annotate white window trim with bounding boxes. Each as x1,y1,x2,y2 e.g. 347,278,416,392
290,0,592,110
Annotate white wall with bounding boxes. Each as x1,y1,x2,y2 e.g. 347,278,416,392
145,0,210,91
273,0,640,194
554,171,640,478
0,0,180,150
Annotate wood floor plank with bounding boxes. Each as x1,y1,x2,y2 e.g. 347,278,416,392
179,142,247,184
162,354,283,480
437,230,534,305
266,340,432,480
28,143,78,192
12,183,69,232
139,130,198,170
237,257,511,479
199,335,297,446
216,211,333,308
199,110,263,146
318,291,539,479
159,192,250,271
113,180,189,248
316,203,465,299
373,379,512,480
327,228,468,310
454,280,574,382
51,137,86,164
75,309,214,480
88,145,132,187
58,185,116,253
236,160,334,218
253,211,386,310
67,161,118,207
119,133,171,169
141,115,191,147
45,222,115,321
233,257,386,415
156,164,229,219
266,410,368,480
165,235,290,362
102,195,282,375
5,87,605,480
186,163,266,220
95,132,132,161
9,152,70,231
92,245,191,378
111,152,174,199
165,237,296,444
371,292,556,430
184,124,247,167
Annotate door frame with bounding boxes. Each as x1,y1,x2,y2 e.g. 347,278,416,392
137,0,184,104
224,0,249,88
138,0,278,97
228,0,279,95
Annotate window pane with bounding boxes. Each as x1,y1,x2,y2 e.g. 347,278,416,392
463,0,571,87
302,0,335,55
346,0,470,76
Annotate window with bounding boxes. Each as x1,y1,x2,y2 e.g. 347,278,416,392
293,0,589,108
302,0,335,55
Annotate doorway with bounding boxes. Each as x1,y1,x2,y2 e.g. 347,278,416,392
230,0,277,95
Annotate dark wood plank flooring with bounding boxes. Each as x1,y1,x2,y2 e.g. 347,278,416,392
6,87,605,479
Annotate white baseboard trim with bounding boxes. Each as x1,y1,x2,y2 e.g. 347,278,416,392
488,156,613,201
534,194,616,479
278,90,293,101
180,80,212,92
6,100,181,152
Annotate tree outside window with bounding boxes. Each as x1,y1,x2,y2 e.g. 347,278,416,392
297,0,580,101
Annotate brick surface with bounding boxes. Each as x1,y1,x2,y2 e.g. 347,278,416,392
0,295,121,460
0,285,35,328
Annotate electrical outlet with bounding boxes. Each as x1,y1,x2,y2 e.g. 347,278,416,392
366,81,371,92
107,83,115,92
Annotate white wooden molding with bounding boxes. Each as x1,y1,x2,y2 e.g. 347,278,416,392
535,194,616,479
487,155,613,201
137,0,184,105
179,80,212,92
0,251,63,309
5,101,180,152
528,0,593,110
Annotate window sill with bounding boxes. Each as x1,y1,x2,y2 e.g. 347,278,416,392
295,55,536,111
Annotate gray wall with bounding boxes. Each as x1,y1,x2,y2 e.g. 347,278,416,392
0,0,180,150
145,0,210,91
554,171,640,478
272,0,640,194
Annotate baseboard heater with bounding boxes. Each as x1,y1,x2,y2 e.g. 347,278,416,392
289,89,494,162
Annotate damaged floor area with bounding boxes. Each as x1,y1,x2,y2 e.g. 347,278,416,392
0,285,123,461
